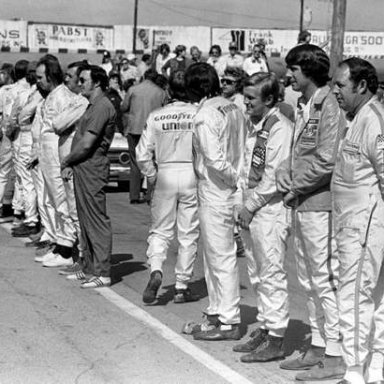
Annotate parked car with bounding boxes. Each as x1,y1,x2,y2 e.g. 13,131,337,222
108,132,131,190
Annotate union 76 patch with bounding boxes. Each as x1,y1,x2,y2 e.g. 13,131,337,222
377,134,384,150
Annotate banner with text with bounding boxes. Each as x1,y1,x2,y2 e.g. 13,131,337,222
114,25,210,54
28,22,114,51
0,20,27,50
212,28,384,58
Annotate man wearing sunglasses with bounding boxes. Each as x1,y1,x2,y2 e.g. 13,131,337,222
61,65,116,289
221,67,247,114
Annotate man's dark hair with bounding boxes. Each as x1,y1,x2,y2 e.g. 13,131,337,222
209,44,222,56
141,54,151,63
154,74,168,90
185,62,221,102
14,60,29,81
298,30,311,44
339,57,378,94
285,44,330,87
243,72,280,106
159,43,170,54
144,68,159,82
68,60,89,76
87,65,109,91
1,63,15,82
36,55,63,86
223,66,248,93
174,45,186,55
169,71,187,101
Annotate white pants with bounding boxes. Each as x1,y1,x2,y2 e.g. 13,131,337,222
30,151,56,243
241,200,290,338
13,132,38,224
147,163,199,289
39,134,75,247
59,132,84,254
199,195,241,325
335,195,384,367
294,210,341,356
0,135,14,205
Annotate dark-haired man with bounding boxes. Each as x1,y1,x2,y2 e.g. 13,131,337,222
33,56,79,268
121,69,167,204
233,72,292,363
136,71,199,304
276,44,345,381
162,45,192,78
61,65,116,288
184,62,247,341
333,58,384,384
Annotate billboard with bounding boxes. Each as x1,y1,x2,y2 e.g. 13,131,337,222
28,22,114,51
0,20,27,50
114,25,210,54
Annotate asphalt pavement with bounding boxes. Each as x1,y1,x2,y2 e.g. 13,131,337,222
0,186,341,384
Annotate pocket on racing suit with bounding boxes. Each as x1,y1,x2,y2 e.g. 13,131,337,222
334,190,377,247
339,140,361,184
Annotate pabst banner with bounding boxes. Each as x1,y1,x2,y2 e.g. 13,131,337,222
28,22,114,51
0,20,27,50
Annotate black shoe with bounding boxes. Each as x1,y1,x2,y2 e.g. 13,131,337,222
174,288,200,304
193,323,241,341
130,199,146,204
0,204,13,218
240,335,285,363
12,224,40,237
233,328,269,352
143,270,162,303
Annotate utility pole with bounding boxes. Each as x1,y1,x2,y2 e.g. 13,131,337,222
299,0,304,32
330,0,347,75
132,0,138,53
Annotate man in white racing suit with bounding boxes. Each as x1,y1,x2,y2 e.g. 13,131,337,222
136,71,200,304
185,62,247,341
233,72,292,362
333,58,384,384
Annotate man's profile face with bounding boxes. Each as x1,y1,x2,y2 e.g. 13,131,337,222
78,70,94,99
333,64,358,113
243,84,267,120
36,64,50,92
286,65,311,93
64,67,81,94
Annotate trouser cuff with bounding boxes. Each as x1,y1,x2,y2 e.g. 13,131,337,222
325,340,341,356
312,332,326,348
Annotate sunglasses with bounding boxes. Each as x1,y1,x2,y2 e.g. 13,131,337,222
221,78,235,85
79,77,87,84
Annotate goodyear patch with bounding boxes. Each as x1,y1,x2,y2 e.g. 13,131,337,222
377,134,384,150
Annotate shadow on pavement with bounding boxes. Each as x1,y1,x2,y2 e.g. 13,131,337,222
154,278,208,306
112,254,147,283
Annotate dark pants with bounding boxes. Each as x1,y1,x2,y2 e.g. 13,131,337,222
127,133,142,201
73,156,112,278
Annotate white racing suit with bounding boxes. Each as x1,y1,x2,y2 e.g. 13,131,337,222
136,101,199,290
9,82,39,226
284,86,343,356
240,108,292,337
38,84,77,248
332,97,384,368
19,91,56,243
52,92,89,255
193,96,247,325
0,83,24,213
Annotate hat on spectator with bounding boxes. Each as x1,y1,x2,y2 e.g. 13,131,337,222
103,50,111,59
228,42,237,50
127,53,137,61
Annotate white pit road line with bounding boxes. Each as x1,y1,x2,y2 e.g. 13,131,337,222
97,287,254,384
2,222,253,384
